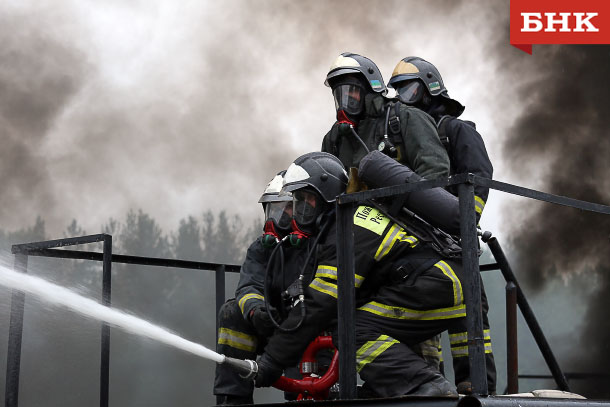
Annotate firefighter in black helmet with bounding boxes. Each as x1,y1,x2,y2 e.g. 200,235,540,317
254,151,475,397
321,52,450,180
214,171,314,405
389,56,496,394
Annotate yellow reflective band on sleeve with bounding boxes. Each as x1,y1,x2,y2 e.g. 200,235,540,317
218,328,257,352
434,260,463,307
310,278,338,298
450,329,491,344
474,196,486,215
315,265,364,288
374,224,401,260
316,265,338,280
358,301,466,320
450,342,493,358
238,293,264,313
356,335,399,372
354,206,390,236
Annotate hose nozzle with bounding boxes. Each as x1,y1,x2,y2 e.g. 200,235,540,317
222,356,258,380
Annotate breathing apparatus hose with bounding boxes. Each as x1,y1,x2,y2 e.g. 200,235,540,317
263,217,332,333
349,125,370,154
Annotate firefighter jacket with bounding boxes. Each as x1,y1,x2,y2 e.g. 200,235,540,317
321,94,450,180
438,116,493,221
263,204,464,368
235,237,309,321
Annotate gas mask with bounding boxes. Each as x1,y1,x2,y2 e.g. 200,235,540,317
396,80,432,109
288,189,326,248
261,200,293,248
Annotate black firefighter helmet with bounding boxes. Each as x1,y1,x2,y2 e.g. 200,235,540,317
324,53,387,118
282,152,347,229
388,56,464,117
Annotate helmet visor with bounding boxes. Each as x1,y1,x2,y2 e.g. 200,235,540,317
396,80,425,104
332,84,364,116
293,190,321,226
265,201,293,230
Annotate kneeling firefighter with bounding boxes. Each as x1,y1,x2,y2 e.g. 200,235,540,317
388,56,496,394
214,171,316,405
253,151,472,397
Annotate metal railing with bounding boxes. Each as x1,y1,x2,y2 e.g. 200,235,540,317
4,173,610,405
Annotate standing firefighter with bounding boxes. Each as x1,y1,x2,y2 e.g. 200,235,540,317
255,152,473,397
388,56,496,394
214,171,312,405
321,52,450,180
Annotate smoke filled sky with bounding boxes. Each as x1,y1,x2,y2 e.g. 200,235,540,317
1,0,528,237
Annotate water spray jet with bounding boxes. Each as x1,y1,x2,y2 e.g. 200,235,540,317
0,265,258,377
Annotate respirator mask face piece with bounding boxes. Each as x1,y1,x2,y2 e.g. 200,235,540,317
397,80,426,104
261,200,293,247
292,190,322,228
332,84,364,117
265,201,293,232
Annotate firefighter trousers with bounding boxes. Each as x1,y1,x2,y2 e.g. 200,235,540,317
354,258,471,397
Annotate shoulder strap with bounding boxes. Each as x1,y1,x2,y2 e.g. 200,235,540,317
436,115,452,150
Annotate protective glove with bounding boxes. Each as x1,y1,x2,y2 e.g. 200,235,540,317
254,353,284,388
249,306,278,337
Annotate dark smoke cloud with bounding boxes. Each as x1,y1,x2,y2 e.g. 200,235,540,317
0,8,87,231
496,40,610,399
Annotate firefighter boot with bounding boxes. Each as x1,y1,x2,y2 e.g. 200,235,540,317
410,374,458,397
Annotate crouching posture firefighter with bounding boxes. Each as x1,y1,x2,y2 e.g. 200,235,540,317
255,151,473,397
214,171,314,405
388,56,496,394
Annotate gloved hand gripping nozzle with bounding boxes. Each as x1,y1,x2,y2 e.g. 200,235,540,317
221,356,258,380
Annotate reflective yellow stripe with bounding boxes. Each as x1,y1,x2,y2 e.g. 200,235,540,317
315,265,364,288
316,265,338,280
310,278,338,298
374,224,401,260
238,293,264,313
434,260,463,307
474,196,486,215
451,342,493,358
218,328,257,352
358,301,466,320
356,335,399,372
450,329,491,345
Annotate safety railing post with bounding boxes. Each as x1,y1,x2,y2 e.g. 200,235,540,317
5,254,28,407
458,177,488,395
100,235,112,407
215,265,226,343
506,282,518,394
336,201,357,400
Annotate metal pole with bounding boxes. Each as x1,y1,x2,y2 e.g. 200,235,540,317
5,254,28,407
458,179,488,395
336,201,357,400
485,236,570,391
100,236,112,407
215,264,226,343
506,282,518,394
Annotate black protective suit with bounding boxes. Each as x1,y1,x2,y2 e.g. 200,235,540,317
214,237,311,401
262,204,469,397
439,116,493,223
